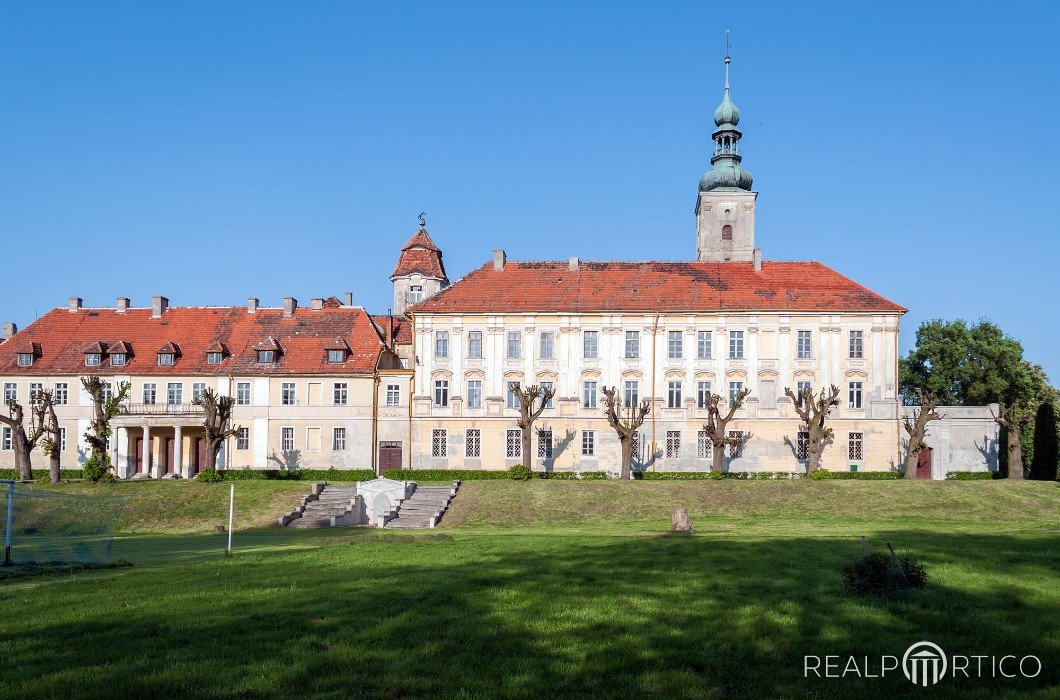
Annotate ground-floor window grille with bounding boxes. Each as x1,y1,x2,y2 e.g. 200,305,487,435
506,429,521,459
665,430,680,459
581,430,595,456
538,429,553,458
281,427,294,452
466,429,481,458
697,430,711,459
333,427,346,451
796,431,809,460
848,432,864,461
631,432,642,462
236,427,250,450
728,430,744,458
432,429,447,457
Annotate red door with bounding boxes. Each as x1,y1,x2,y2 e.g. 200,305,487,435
916,448,933,479
165,438,175,475
378,442,402,474
135,438,144,474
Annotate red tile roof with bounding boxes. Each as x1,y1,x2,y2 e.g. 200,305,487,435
0,305,391,376
372,315,412,346
409,261,906,314
391,228,447,280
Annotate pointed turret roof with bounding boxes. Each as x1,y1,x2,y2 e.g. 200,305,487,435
391,227,448,281
700,50,754,193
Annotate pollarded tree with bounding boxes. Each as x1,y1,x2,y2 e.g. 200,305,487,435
81,377,132,481
701,388,752,474
0,399,48,480
601,385,650,480
34,390,62,483
902,390,943,478
992,402,1034,480
511,382,556,474
195,387,240,474
785,384,840,474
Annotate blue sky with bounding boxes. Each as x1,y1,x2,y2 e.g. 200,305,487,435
2,1,1057,382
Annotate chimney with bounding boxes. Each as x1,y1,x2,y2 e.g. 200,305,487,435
388,310,395,350
68,297,83,313
247,297,259,314
568,256,580,271
1,322,15,340
283,297,297,318
116,297,130,313
344,291,354,306
311,298,324,311
752,248,762,272
493,249,506,271
151,296,168,318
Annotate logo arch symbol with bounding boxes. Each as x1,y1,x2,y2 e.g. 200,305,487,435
902,641,948,686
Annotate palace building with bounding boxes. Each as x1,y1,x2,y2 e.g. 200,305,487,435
1,53,930,477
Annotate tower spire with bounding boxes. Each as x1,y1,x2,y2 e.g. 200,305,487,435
699,34,753,193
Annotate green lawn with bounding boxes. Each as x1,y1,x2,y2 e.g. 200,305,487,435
0,481,1057,697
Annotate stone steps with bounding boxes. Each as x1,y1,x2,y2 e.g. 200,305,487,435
383,481,460,529
281,483,359,527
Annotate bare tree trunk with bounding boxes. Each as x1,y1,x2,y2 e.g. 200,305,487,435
711,442,725,474
1006,427,1025,480
521,428,532,470
620,436,634,480
13,429,32,480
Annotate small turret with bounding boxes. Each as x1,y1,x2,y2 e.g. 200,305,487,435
390,214,449,314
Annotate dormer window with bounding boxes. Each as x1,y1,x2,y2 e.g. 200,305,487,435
85,353,101,366
252,337,281,364
324,337,351,364
108,341,131,367
327,349,346,364
158,352,175,366
17,353,34,367
257,350,276,364
206,352,224,365
111,353,127,366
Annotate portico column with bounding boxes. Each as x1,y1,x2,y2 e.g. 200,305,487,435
116,427,129,479
142,425,154,478
173,425,184,479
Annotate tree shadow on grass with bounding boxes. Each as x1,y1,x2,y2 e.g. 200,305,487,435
0,531,1057,698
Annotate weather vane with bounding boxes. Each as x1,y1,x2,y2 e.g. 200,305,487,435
418,211,426,228
725,29,731,62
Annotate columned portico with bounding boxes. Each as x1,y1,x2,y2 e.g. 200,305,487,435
174,425,184,478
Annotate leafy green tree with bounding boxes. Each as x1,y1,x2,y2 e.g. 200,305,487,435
1029,400,1058,481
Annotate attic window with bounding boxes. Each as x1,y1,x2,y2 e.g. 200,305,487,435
158,352,175,366
111,353,127,366
17,353,34,367
257,350,276,364
206,352,224,365
85,353,102,366
327,349,347,364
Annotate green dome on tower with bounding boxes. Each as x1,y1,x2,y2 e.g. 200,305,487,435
700,54,754,193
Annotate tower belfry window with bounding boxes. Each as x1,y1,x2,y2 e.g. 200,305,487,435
722,224,733,241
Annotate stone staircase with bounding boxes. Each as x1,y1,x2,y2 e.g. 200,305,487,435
280,483,360,528
384,482,460,529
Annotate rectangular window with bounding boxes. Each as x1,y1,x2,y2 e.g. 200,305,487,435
434,380,449,407
281,382,296,406
696,381,712,409
435,331,449,358
537,429,553,458
796,430,809,460
539,331,555,360
59,427,67,452
236,382,251,405
849,331,864,359
409,285,424,303
620,330,638,359
797,330,813,359
333,382,348,405
467,380,482,409
581,430,595,456
728,381,744,404
729,331,744,359
257,350,275,364
506,331,521,359
540,381,555,409
53,383,68,405
728,431,744,458
85,353,101,366
582,381,597,409
327,349,346,364
167,382,183,405
665,431,680,459
385,383,400,406
583,331,598,359
143,383,156,405
467,330,483,359
848,432,864,461
100,382,113,405
623,380,639,408
2,426,11,450
506,429,522,458
506,381,519,409
157,352,175,366
236,427,250,450
697,430,712,459
186,383,203,404
667,380,682,409
697,331,713,359
848,381,863,409
281,427,294,452
17,353,34,367
465,429,481,458
110,352,127,366
332,427,347,451
206,352,224,365
3,383,15,403
432,429,447,457
796,380,813,396
29,383,42,405
667,330,683,359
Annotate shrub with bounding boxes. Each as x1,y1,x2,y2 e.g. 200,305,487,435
508,464,531,481
634,471,797,480
82,456,112,483
945,471,995,480
535,471,575,480
0,469,81,482
195,469,224,483
382,469,510,481
577,471,610,480
810,470,900,481
212,468,376,482
842,551,927,595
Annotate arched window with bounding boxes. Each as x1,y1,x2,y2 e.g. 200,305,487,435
722,224,733,241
